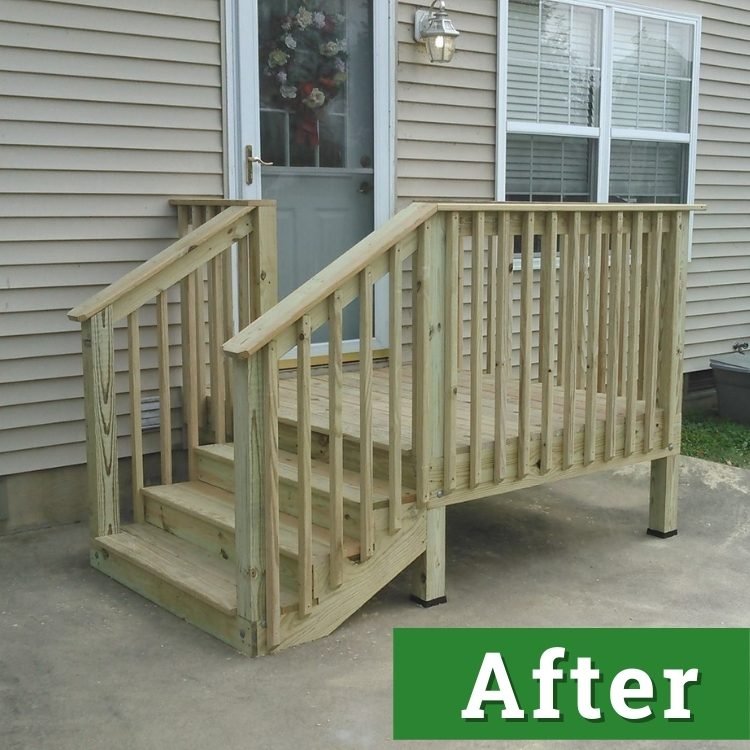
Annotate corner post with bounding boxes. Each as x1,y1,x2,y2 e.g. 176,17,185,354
233,351,268,654
649,210,688,538
412,211,448,605
81,307,119,538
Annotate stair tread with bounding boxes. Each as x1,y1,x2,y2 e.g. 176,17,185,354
144,482,234,532
143,481,360,560
195,444,416,505
96,524,297,615
95,524,237,615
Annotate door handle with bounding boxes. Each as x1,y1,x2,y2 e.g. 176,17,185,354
246,145,273,184
358,181,372,194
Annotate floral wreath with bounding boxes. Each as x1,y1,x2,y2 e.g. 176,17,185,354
262,3,348,147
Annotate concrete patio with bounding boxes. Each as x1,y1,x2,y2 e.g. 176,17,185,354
2,455,748,750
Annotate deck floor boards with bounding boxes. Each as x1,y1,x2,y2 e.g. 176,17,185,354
276,365,657,456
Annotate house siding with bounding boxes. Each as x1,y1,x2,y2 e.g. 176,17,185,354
1,0,749,484
395,0,750,373
0,0,224,476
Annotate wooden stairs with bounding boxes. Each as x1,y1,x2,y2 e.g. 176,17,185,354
91,443,425,654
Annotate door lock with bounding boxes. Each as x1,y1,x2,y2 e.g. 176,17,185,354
246,145,273,185
358,181,372,194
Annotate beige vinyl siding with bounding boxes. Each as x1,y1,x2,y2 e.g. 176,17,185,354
0,0,224,476
396,0,750,373
642,0,750,372
397,0,497,204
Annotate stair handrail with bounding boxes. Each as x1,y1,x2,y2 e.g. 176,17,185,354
69,204,259,324
223,202,438,359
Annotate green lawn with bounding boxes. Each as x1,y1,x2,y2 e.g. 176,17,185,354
681,414,750,469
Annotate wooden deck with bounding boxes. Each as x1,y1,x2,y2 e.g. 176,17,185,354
71,200,692,655
277,364,664,491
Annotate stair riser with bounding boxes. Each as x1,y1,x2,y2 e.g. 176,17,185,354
90,546,246,653
196,451,383,538
144,498,323,595
278,423,404,482
196,453,233,493
196,439,401,493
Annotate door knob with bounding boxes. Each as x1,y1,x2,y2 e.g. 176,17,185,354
358,181,372,194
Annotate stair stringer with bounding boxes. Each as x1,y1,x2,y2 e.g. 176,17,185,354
274,504,427,652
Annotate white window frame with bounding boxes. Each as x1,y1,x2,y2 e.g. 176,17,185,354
496,0,701,235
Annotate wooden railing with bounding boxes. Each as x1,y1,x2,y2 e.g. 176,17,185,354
68,199,277,538
223,201,697,651
440,204,693,496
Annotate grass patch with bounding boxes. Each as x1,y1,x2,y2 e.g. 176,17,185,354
681,414,750,468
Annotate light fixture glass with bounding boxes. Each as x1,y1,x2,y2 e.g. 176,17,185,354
414,0,460,64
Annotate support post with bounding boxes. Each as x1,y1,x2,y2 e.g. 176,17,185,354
413,215,447,504
411,506,447,607
81,307,119,538
648,455,679,538
233,353,268,655
648,210,688,539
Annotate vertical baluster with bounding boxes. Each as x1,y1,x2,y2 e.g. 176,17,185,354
176,205,189,238
584,214,604,465
562,212,581,470
539,211,558,474
297,316,313,616
469,212,485,488
597,227,610,393
222,243,235,437
642,213,663,452
443,215,459,492
208,255,227,443
157,291,173,483
618,217,631,397
329,292,345,583
264,340,281,649
359,267,374,560
238,232,252,329
193,264,207,432
486,234,499,375
518,212,534,479
557,232,568,389
127,311,144,522
577,233,589,390
605,212,625,460
625,212,644,456
181,273,199,479
389,247,405,528
494,213,513,482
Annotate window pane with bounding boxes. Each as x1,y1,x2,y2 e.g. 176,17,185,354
506,134,595,201
507,0,602,126
609,140,686,203
612,14,693,132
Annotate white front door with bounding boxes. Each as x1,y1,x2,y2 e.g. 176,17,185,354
231,0,393,357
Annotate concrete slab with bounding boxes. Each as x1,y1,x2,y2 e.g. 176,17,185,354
1,456,748,750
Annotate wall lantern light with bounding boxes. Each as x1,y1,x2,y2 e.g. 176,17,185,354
414,0,460,64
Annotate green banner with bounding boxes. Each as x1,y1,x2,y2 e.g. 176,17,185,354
393,628,750,740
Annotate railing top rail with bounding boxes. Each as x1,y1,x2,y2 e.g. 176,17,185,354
224,201,438,360
168,197,277,208
434,202,706,213
68,204,255,323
